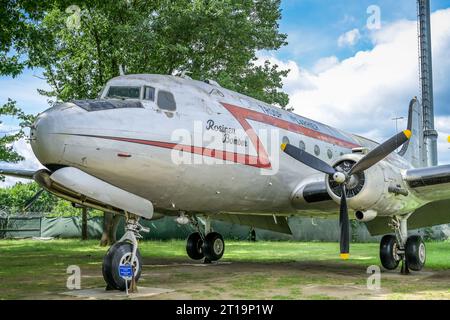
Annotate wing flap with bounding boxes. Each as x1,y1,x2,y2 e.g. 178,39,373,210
214,214,292,235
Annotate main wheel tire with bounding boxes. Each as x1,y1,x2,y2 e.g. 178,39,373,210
102,241,142,291
186,232,204,260
380,235,401,270
405,235,426,271
203,232,225,262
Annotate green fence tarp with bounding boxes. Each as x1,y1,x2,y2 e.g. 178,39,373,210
1,216,449,241
41,217,104,238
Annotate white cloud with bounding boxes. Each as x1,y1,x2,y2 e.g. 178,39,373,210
312,56,339,74
436,116,450,164
337,28,361,47
261,8,450,165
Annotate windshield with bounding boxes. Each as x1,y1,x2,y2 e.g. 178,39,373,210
106,86,141,99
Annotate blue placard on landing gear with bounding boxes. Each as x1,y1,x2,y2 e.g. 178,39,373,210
119,265,133,279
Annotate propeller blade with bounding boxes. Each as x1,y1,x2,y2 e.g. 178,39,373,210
281,143,336,175
23,189,45,211
349,130,412,176
339,185,350,260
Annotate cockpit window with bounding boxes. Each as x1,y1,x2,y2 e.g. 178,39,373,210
106,86,141,99
72,100,144,112
157,90,176,111
143,86,155,101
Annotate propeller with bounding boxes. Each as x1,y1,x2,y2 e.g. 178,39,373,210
281,129,412,259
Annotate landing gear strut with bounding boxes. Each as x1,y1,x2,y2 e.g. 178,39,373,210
186,215,225,263
102,213,149,291
379,214,426,274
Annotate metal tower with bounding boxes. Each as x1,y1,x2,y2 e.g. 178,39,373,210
417,0,438,166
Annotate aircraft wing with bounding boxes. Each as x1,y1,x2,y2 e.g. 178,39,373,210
0,168,37,179
404,164,450,201
366,199,450,236
366,165,450,235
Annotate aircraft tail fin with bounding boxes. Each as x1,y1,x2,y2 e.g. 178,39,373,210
398,98,426,168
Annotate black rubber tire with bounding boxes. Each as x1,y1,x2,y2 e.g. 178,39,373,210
380,235,400,270
186,232,204,260
405,235,426,271
203,232,225,261
102,241,142,291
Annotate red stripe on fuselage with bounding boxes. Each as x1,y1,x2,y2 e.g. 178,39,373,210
221,103,359,149
78,135,270,168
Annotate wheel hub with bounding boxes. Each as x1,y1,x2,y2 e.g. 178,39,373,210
119,252,139,272
213,238,224,255
392,242,401,261
419,243,426,263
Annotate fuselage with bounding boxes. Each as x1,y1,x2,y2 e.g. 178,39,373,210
29,74,409,217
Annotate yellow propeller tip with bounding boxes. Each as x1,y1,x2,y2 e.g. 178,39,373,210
447,136,450,143
281,143,287,151
403,130,412,139
340,253,350,260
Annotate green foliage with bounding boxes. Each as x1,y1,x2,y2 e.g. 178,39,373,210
0,99,35,180
0,181,102,216
1,0,290,107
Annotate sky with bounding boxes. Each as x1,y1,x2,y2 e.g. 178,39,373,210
1,0,450,186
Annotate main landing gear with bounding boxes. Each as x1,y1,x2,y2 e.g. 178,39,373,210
186,216,225,263
102,213,149,291
379,215,426,274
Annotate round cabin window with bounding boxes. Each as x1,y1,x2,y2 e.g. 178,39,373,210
314,145,321,156
299,140,306,151
327,149,333,159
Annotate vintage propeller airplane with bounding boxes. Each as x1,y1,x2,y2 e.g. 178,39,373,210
1,74,450,291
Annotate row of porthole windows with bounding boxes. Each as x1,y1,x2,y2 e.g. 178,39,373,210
282,136,342,160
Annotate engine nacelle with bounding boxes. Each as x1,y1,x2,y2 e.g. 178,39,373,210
326,154,422,217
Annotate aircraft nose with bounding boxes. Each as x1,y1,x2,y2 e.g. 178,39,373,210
30,105,66,167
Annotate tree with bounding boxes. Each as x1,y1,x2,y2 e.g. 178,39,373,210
2,0,290,245
0,99,34,181
100,213,121,246
0,181,101,216
26,0,290,107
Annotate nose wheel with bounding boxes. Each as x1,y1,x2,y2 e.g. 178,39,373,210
102,213,148,291
102,241,142,291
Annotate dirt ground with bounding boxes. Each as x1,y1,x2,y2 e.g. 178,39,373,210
60,258,450,300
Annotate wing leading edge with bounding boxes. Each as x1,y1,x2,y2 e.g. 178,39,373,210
0,168,37,179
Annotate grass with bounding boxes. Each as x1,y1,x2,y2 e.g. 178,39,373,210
0,239,449,299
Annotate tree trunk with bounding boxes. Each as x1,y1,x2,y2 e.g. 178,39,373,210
81,207,88,240
100,213,121,246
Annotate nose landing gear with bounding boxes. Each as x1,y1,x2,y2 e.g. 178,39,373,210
102,213,149,291
379,215,426,274
185,216,225,263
